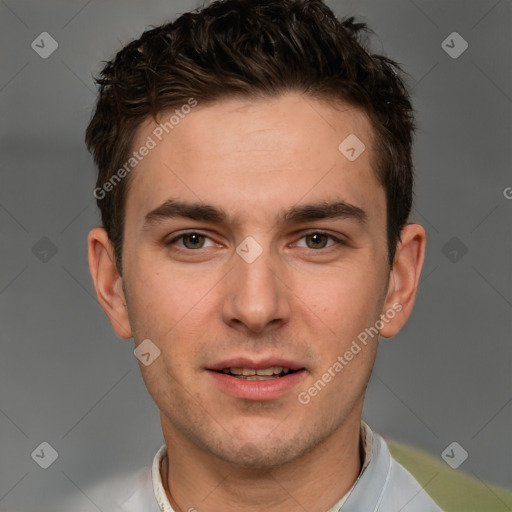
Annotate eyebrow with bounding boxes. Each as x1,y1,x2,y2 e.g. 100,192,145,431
280,200,367,225
144,200,228,227
143,199,367,228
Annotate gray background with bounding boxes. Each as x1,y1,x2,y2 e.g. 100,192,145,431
0,0,510,510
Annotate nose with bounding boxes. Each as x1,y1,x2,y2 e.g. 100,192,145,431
221,242,291,335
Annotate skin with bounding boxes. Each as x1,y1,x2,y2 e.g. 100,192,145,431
88,93,426,512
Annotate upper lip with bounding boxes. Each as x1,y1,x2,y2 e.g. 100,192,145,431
207,356,305,371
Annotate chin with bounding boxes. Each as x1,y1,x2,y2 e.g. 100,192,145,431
210,428,317,470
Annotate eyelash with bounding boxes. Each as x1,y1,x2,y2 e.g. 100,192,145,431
165,231,345,251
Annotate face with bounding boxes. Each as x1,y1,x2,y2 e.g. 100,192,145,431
97,93,404,468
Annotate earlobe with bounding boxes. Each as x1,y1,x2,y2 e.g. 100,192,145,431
88,227,132,338
379,224,426,339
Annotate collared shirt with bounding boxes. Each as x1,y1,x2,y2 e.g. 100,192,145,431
117,422,443,512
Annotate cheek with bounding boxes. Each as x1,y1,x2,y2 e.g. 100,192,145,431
299,264,386,332
124,261,221,393
125,256,216,339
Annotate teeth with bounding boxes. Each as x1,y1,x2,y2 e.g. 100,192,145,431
255,367,274,376
223,366,293,376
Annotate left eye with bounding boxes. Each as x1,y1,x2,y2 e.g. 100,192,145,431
296,232,340,249
168,232,216,250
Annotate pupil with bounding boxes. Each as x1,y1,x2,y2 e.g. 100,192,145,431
307,233,327,249
184,233,204,249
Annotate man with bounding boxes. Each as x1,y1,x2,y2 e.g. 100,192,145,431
86,0,442,510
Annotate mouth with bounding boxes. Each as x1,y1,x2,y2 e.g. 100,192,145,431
206,359,307,400
212,366,302,380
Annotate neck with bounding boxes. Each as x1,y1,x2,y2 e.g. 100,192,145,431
159,411,363,512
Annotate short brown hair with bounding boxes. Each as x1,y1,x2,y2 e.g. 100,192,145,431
86,0,415,273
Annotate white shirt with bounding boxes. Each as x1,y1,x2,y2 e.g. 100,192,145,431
116,422,443,512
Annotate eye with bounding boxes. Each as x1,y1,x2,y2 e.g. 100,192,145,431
167,232,216,250
295,231,342,250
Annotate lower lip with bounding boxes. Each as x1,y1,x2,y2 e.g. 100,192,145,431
207,370,306,401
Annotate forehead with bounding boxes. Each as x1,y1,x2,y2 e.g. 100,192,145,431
125,93,383,227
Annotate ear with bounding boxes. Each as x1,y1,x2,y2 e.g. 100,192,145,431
88,227,132,338
379,223,426,338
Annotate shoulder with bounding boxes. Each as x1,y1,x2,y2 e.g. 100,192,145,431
387,437,512,512
53,464,159,512
112,464,160,512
